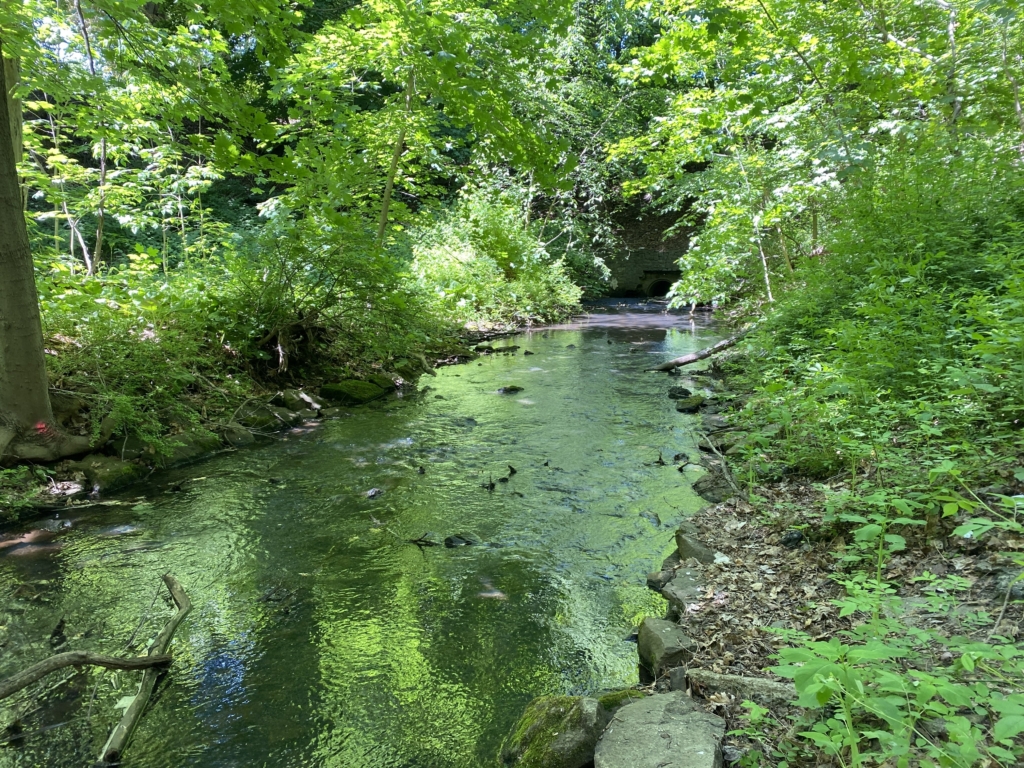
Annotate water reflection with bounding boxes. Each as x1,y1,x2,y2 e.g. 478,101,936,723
0,302,718,767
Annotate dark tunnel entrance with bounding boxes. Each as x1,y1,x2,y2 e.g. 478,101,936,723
647,280,672,298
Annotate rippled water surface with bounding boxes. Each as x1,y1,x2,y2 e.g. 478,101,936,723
0,302,719,767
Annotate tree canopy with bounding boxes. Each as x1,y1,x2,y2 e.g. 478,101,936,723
2,0,1024,763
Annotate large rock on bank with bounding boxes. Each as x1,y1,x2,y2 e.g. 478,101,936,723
671,669,797,708
499,696,610,768
236,404,304,430
675,395,706,413
692,469,733,503
221,422,256,447
662,569,704,621
676,521,715,564
637,617,696,677
595,691,725,768
274,388,324,412
158,430,222,467
69,455,147,493
319,380,386,405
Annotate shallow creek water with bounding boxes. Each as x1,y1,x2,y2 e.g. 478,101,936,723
0,301,719,768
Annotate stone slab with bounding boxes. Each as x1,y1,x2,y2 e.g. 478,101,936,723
595,691,724,768
637,617,696,676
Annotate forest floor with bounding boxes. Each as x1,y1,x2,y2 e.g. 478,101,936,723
662,363,1024,767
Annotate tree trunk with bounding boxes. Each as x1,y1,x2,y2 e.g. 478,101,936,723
0,45,89,462
647,331,750,372
376,69,414,247
4,57,20,172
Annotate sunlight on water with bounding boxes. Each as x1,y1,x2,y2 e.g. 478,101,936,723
0,301,719,767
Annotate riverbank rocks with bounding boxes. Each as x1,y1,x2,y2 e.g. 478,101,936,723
158,431,222,468
274,389,324,412
320,380,386,405
69,455,147,493
675,395,706,413
498,696,610,768
638,618,696,677
662,569,704,621
395,354,436,380
107,434,158,462
676,521,715,564
367,373,397,391
698,432,747,455
597,689,647,711
237,404,303,430
646,552,682,592
693,468,734,503
667,386,693,400
700,413,730,432
594,691,725,768
475,342,521,354
221,422,256,447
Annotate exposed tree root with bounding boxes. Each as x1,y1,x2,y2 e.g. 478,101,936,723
0,418,95,465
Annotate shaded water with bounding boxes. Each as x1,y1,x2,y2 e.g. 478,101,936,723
0,302,719,767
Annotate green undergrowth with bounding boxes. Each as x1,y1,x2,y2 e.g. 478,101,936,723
28,186,582,465
37,223,454,453
411,186,584,325
705,154,1024,767
720,349,1024,766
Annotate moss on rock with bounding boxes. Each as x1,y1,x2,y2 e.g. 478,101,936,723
70,455,147,493
674,395,706,413
157,430,222,467
596,689,645,711
366,373,396,391
498,695,609,768
320,380,386,405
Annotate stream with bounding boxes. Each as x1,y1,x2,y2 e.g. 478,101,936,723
0,301,719,768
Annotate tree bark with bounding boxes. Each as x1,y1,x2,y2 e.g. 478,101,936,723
647,332,749,372
0,652,172,701
376,69,414,247
3,56,20,172
0,44,89,462
74,0,106,267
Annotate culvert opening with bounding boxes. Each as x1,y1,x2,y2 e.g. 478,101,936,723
647,280,672,297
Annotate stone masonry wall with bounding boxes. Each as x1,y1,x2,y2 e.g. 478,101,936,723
604,211,691,297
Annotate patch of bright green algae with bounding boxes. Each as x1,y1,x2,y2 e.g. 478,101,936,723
498,696,596,768
597,689,645,711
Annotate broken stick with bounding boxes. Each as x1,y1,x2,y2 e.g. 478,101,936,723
98,573,192,765
647,331,748,372
0,652,171,701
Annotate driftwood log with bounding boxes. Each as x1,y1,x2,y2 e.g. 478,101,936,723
98,573,192,766
0,652,171,701
648,332,748,372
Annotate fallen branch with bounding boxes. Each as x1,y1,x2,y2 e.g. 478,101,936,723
98,574,192,766
687,669,796,708
695,430,742,496
0,652,171,701
647,331,749,372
